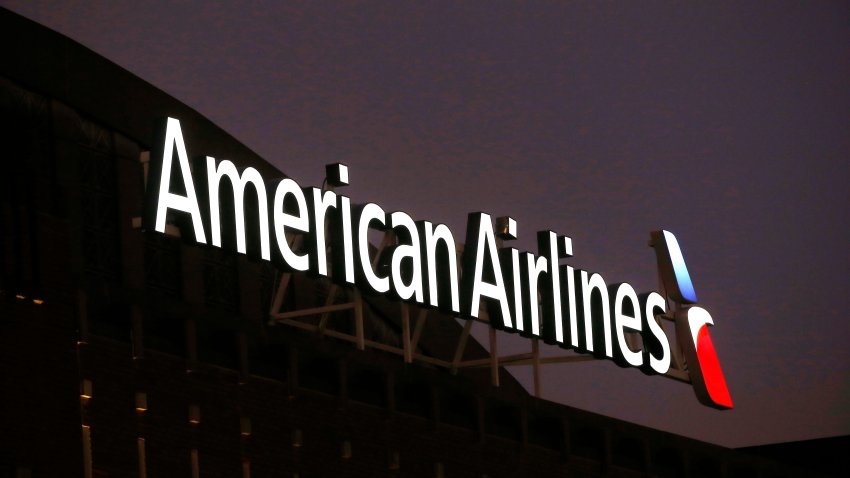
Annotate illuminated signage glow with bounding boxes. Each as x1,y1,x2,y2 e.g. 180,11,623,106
144,117,733,409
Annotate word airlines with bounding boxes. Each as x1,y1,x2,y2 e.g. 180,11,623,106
144,117,732,409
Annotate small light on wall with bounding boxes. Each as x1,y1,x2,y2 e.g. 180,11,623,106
341,440,352,459
388,451,400,470
15,294,26,301
32,299,44,305
240,417,252,437
80,379,93,400
291,429,303,448
189,404,201,424
135,392,148,412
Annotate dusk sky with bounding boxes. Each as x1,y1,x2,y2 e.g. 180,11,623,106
3,1,847,448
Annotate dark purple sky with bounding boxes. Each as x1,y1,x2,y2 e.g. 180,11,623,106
5,1,847,447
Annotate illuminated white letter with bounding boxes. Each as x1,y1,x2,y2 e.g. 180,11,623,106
153,117,206,243
307,188,338,277
563,264,579,348
338,195,355,284
357,203,389,293
389,211,424,302
580,271,612,357
641,292,671,374
612,283,643,367
272,178,310,271
507,248,523,331
207,157,270,259
420,221,460,313
537,231,564,344
461,213,512,328
522,253,548,337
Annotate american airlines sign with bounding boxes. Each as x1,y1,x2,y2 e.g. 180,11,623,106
144,117,733,409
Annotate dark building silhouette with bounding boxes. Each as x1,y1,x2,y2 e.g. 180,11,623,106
0,7,838,478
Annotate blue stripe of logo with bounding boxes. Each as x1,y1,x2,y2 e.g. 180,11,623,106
662,230,698,303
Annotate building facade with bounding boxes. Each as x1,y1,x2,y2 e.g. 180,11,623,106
0,8,824,478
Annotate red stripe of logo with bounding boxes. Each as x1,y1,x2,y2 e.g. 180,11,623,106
695,324,733,409
676,306,733,410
